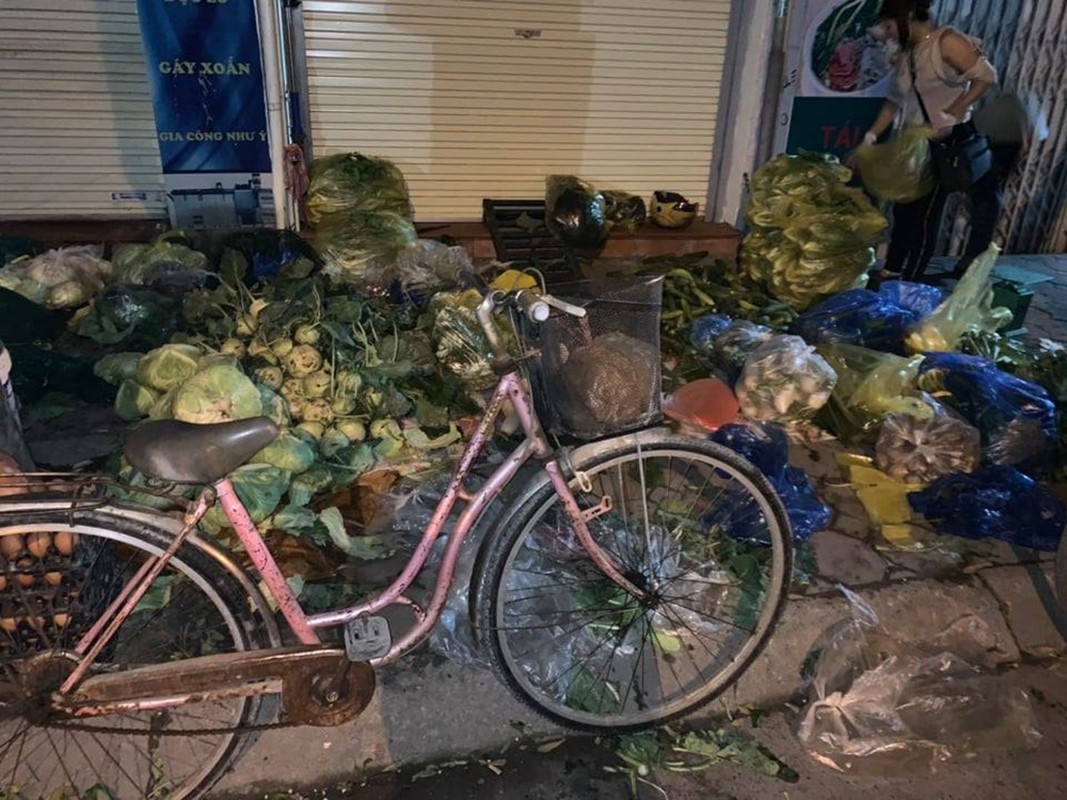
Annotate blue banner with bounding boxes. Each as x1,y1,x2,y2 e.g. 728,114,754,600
137,0,271,174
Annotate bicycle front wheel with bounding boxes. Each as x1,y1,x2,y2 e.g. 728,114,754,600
477,434,792,731
0,506,272,799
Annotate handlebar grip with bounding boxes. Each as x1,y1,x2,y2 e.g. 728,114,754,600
516,290,550,323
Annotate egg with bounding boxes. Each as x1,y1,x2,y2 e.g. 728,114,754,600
0,453,27,498
44,572,61,587
0,618,15,633
54,531,77,556
26,531,51,559
53,613,69,628
0,575,6,591
0,535,23,560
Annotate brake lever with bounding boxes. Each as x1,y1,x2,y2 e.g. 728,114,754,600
542,294,587,318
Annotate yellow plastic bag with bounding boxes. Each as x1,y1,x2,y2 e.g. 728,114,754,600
905,245,1013,353
855,127,936,203
817,343,929,443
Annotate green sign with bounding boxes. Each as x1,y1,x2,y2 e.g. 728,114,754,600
785,97,886,160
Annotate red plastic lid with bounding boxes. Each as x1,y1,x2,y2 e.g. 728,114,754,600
664,378,742,433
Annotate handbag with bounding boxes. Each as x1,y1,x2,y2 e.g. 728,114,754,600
909,51,993,192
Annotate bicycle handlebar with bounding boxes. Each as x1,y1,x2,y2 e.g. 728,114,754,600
475,288,587,361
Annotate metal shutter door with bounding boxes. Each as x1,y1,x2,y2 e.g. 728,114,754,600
0,0,166,220
303,0,732,221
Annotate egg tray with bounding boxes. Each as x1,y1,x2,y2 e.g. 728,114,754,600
0,540,121,659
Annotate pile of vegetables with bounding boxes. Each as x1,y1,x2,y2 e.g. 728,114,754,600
741,153,886,310
307,151,418,285
0,246,112,309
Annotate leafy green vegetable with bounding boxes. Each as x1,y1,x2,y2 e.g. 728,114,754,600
314,209,418,284
306,151,415,222
251,432,316,474
115,379,158,421
93,352,144,386
172,363,262,424
136,343,202,392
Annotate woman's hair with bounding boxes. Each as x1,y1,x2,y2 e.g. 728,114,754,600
878,0,934,49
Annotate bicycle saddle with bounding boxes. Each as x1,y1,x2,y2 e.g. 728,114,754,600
124,417,280,484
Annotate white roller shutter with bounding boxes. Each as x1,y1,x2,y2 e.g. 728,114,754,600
0,1,166,220
303,0,733,221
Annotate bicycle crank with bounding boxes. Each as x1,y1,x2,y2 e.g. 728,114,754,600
54,647,376,728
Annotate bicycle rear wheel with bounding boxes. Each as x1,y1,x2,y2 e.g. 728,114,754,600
0,507,271,799
477,434,792,731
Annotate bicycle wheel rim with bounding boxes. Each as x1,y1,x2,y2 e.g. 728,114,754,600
488,445,789,733
0,516,255,800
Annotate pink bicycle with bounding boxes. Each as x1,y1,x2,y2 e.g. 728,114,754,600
0,280,792,798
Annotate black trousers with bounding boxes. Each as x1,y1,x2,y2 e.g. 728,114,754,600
883,136,1018,281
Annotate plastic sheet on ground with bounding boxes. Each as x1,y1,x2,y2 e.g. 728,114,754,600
798,589,1041,774
908,465,1066,551
709,422,831,543
734,335,837,423
917,352,1058,469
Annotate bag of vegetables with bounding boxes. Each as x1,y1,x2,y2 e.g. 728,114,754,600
876,401,981,484
306,151,414,223
734,335,837,423
905,244,1012,353
854,126,936,203
791,289,918,354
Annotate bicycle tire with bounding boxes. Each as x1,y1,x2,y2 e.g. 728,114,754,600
0,505,274,800
475,434,792,732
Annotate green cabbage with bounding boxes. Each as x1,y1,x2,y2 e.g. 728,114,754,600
251,432,316,474
306,151,414,223
199,463,292,534
115,379,158,421
256,383,291,427
93,352,144,386
172,363,262,424
136,344,202,392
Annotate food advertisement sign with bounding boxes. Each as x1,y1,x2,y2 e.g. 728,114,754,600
775,0,895,160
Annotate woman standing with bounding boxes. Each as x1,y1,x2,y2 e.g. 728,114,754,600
862,0,999,282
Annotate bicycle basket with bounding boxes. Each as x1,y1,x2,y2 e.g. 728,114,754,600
520,275,664,440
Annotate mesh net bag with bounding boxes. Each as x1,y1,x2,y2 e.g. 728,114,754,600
522,276,663,440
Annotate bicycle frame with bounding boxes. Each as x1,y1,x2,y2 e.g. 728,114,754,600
66,366,648,692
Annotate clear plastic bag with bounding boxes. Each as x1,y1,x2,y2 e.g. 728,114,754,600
906,244,1013,353
876,399,982,484
306,151,414,223
689,313,735,355
791,288,919,354
917,352,1058,468
314,209,418,286
710,320,774,381
908,465,1066,551
798,590,1041,774
735,335,838,423
855,126,936,203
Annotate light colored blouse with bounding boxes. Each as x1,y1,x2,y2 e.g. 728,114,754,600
887,27,997,128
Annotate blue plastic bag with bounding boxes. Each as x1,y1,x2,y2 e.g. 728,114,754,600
909,466,1066,551
690,313,734,355
877,280,946,319
790,289,917,354
707,423,831,544
918,353,1058,469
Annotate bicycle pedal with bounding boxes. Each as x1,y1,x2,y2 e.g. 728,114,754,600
344,615,392,661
